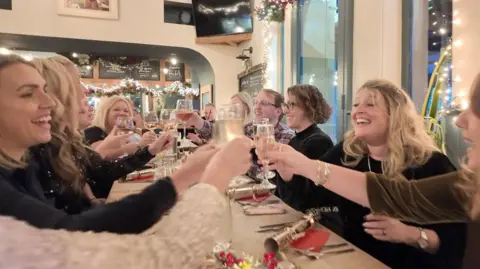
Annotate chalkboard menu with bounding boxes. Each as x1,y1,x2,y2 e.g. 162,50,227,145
131,60,161,81
78,65,94,79
165,62,185,82
99,62,131,79
0,0,12,10
239,67,263,98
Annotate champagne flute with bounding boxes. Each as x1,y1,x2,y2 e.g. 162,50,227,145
115,117,135,135
213,103,245,146
256,123,278,187
159,109,178,159
211,103,245,251
254,119,276,180
175,99,194,141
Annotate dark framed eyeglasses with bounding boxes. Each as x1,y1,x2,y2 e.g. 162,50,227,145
254,100,277,107
281,102,296,110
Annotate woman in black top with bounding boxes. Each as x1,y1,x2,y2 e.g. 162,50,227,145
272,84,338,230
84,95,157,159
272,80,465,268
0,54,231,234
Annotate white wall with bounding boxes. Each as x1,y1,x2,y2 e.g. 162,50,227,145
352,0,402,94
452,0,480,99
0,0,265,105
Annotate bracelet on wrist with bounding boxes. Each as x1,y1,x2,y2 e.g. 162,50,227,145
313,161,331,186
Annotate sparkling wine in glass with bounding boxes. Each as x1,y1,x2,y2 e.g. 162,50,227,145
255,124,278,187
158,109,179,158
176,99,193,141
115,117,135,135
212,103,247,251
159,109,178,136
213,103,245,146
144,112,158,131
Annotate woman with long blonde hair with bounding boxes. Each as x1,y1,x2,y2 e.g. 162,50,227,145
272,79,465,268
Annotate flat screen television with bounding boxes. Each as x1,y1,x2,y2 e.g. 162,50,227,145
192,0,254,37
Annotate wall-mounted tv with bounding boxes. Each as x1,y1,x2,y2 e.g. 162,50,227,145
192,0,253,37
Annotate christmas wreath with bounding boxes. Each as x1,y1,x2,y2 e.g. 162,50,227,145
255,0,298,23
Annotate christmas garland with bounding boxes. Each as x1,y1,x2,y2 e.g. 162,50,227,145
83,79,199,97
255,0,298,22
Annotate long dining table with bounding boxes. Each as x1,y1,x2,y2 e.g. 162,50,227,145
107,178,388,269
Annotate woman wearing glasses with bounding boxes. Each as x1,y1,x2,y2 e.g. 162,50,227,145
274,84,335,213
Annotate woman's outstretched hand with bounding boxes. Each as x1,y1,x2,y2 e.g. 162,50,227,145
170,143,220,192
201,137,253,193
147,133,174,155
258,143,312,178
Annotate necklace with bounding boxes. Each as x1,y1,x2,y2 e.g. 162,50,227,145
367,156,384,174
367,156,372,172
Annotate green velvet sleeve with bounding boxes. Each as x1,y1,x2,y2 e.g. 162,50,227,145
366,171,471,224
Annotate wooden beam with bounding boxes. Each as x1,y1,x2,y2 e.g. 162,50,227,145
195,33,252,46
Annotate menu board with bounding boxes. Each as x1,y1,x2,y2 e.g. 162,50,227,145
0,0,12,10
78,65,94,79
99,62,131,79
131,60,161,81
165,62,186,82
239,68,263,98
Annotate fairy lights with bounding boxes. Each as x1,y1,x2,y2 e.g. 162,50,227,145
197,2,250,15
422,0,471,118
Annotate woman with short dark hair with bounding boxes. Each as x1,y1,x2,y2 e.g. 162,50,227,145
274,84,334,213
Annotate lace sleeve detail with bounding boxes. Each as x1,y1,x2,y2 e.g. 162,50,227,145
0,183,226,269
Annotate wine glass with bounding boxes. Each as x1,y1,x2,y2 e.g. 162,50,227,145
144,111,158,132
255,123,278,187
158,109,178,159
159,109,178,136
175,99,194,141
115,117,135,135
213,103,245,146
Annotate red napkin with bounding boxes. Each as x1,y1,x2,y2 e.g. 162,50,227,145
237,193,271,202
132,175,153,181
289,228,330,252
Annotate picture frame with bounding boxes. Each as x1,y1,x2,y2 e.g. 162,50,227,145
57,0,119,20
200,84,214,109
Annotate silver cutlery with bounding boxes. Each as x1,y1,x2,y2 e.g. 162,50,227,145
293,247,355,260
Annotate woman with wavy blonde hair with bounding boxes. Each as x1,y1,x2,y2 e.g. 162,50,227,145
85,95,156,159
271,79,466,269
342,79,438,177
31,56,89,192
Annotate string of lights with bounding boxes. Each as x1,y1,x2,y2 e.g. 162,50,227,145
197,2,250,15
422,0,467,121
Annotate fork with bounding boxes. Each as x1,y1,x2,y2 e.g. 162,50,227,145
295,248,355,260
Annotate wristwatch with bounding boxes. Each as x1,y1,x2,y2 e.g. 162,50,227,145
417,228,429,249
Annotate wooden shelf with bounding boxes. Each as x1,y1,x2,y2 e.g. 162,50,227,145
195,33,252,46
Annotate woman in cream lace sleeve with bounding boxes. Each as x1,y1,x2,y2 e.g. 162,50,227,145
0,137,253,269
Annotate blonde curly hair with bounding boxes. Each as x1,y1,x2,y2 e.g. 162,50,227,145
342,79,438,177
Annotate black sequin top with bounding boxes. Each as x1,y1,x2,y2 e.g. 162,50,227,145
31,143,155,213
0,144,177,233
